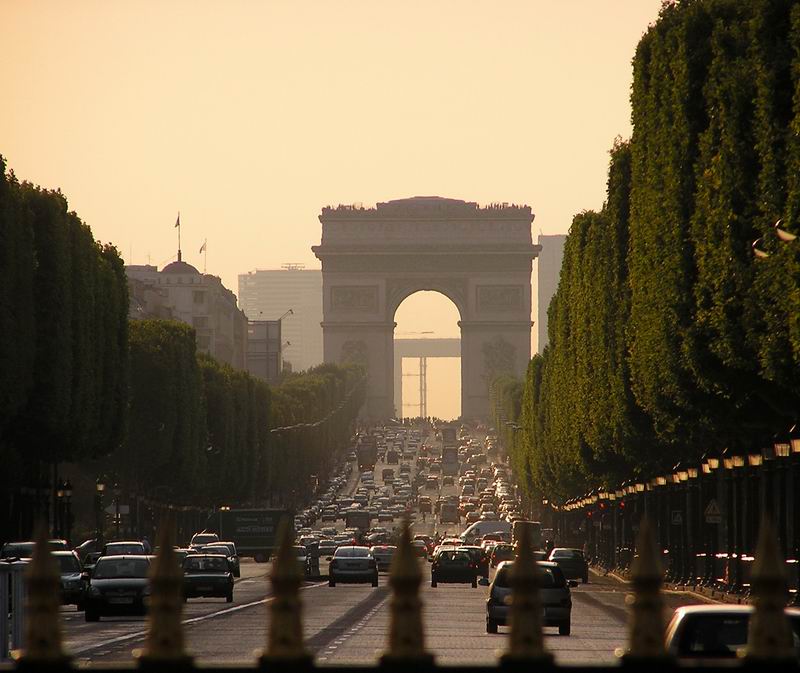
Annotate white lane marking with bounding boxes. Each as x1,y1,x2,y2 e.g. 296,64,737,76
319,595,388,660
69,581,328,655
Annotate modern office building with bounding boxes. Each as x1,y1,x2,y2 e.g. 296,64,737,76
534,234,566,354
238,266,323,372
126,256,248,370
246,320,283,383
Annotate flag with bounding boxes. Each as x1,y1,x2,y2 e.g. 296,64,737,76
199,239,206,254
175,213,180,228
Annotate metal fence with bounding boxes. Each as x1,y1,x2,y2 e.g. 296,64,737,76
0,522,797,671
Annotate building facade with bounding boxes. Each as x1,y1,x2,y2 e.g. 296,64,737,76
237,267,323,372
126,259,248,370
534,234,566,354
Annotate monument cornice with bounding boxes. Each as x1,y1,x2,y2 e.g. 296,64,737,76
312,244,540,256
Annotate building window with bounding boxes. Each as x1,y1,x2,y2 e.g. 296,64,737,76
193,316,209,330
193,290,206,305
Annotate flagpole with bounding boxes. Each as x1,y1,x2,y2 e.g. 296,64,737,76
177,211,182,262
204,239,207,273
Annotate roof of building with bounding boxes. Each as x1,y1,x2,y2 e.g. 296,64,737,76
162,260,200,275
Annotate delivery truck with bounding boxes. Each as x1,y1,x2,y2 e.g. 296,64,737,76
205,509,293,562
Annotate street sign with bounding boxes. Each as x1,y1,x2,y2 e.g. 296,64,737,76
105,504,130,515
671,510,683,525
704,499,722,524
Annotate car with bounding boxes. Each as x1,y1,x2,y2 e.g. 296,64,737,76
0,541,35,559
84,555,152,621
370,545,397,571
378,510,395,522
548,548,589,584
430,548,478,588
328,546,379,587
201,542,241,577
190,532,220,547
486,561,572,635
465,511,481,524
292,545,313,577
665,605,800,661
458,545,489,577
53,550,85,608
183,554,234,602
102,541,147,556
490,543,516,567
442,475,455,486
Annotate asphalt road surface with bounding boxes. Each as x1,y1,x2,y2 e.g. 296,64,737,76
61,429,709,665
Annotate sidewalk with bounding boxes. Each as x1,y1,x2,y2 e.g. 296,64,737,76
589,565,726,605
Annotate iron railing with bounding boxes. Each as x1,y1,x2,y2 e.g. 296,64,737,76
1,521,798,670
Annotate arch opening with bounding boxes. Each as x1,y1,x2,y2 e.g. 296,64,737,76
393,291,461,421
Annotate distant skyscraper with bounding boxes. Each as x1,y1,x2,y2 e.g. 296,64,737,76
238,265,323,372
534,234,566,354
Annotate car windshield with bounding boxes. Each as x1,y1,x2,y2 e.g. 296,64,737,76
334,547,370,558
105,544,144,555
192,534,218,545
56,555,81,573
494,565,566,589
677,613,800,658
184,557,228,573
437,551,471,565
93,558,149,579
552,549,583,560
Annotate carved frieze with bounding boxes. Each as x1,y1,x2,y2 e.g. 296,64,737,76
331,286,379,312
476,285,524,312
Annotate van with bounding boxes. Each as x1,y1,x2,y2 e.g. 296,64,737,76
459,519,512,545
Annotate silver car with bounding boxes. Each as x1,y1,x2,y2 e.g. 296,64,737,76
486,560,572,635
328,546,378,587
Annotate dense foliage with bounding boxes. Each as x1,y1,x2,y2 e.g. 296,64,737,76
111,320,366,507
0,157,129,494
502,0,800,500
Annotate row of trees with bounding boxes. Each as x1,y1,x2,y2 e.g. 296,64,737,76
0,156,129,497
500,0,800,500
109,319,366,508
0,155,366,541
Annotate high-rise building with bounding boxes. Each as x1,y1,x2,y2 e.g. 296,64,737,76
534,234,566,354
126,257,248,369
238,266,323,372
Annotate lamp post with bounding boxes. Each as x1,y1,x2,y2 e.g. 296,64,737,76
114,482,121,540
63,480,73,543
55,481,65,539
95,478,106,542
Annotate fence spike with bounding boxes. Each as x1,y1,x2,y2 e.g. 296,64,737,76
381,521,433,664
501,523,551,663
138,524,191,665
261,520,310,663
623,517,668,661
745,517,794,661
19,524,67,664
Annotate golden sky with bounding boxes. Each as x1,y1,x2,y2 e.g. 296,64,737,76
2,1,663,418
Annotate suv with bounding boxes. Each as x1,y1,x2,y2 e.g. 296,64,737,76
486,560,572,635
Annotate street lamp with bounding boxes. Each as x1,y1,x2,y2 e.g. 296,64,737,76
95,477,106,541
63,480,73,542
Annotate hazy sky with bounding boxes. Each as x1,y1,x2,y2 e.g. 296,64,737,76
2,1,663,418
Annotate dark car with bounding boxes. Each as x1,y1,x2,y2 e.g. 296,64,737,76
486,560,572,635
328,546,378,587
548,547,588,584
370,545,397,572
490,543,516,567
102,541,147,557
183,554,234,602
190,532,220,548
431,548,477,588
84,555,151,621
665,605,800,661
53,550,85,608
0,539,69,559
458,545,489,577
200,542,240,577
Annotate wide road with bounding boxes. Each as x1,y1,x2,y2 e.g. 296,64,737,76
61,429,710,665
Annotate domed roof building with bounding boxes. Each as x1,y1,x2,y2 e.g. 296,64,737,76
125,251,247,370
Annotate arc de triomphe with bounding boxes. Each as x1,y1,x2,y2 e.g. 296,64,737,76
312,196,539,420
